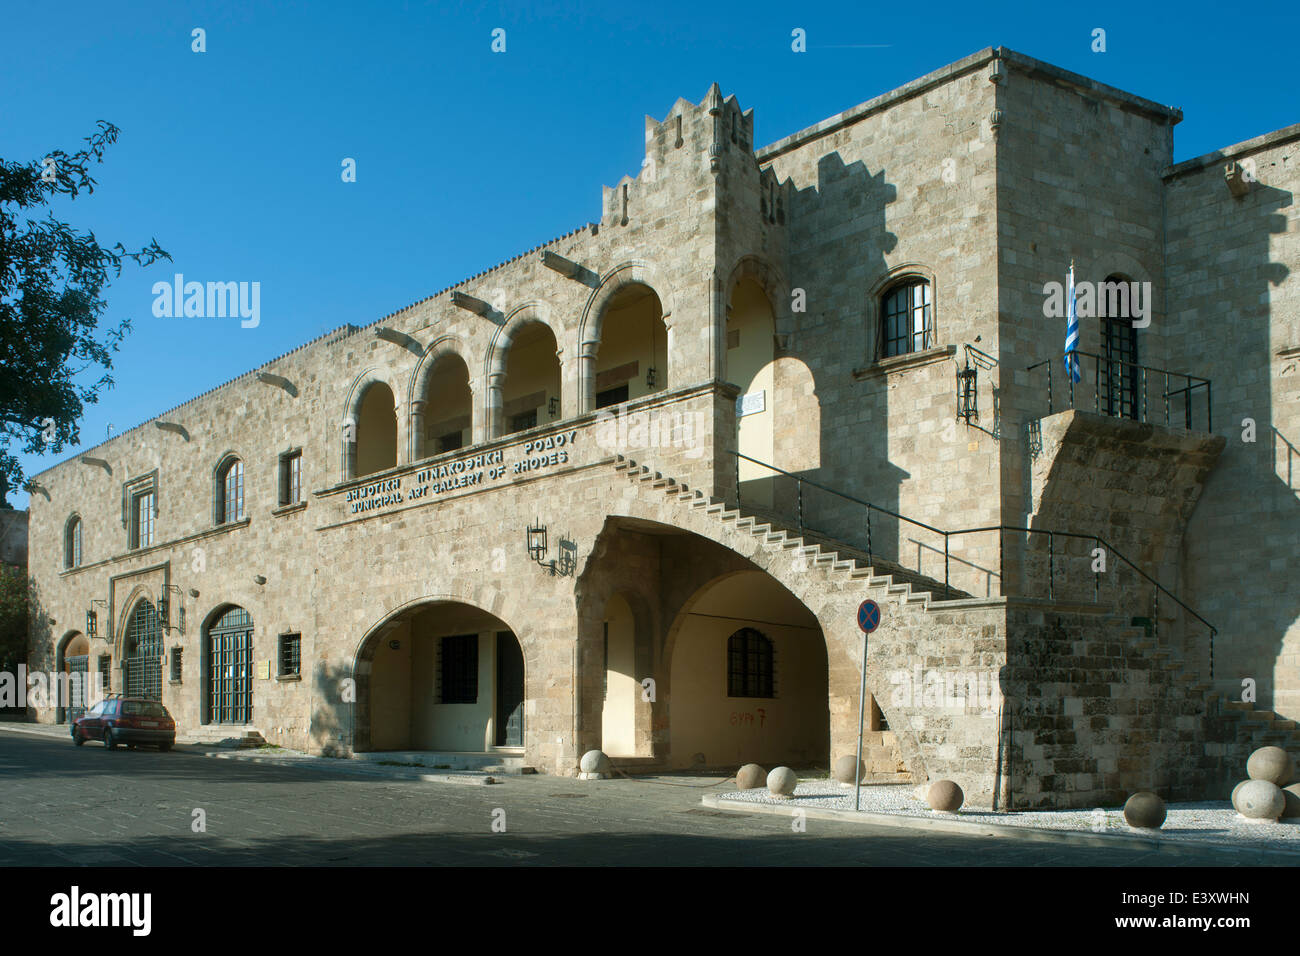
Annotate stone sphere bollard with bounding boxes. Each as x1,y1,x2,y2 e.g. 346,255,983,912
1122,791,1167,829
1233,779,1285,822
767,766,797,798
927,780,964,812
578,750,611,780
833,755,866,785
1282,783,1300,819
1230,780,1247,808
736,764,766,790
1246,746,1295,787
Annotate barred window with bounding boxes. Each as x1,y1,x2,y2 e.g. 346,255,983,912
218,458,245,523
727,627,774,698
880,280,933,358
439,634,478,704
279,633,301,678
98,654,111,694
170,648,183,683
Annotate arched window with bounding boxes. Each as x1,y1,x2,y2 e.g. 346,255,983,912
64,516,82,569
880,279,933,358
216,457,245,523
727,627,774,698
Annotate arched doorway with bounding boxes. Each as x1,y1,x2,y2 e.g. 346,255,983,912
122,599,163,701
1102,273,1140,420
501,322,561,434
667,570,829,770
56,631,90,723
727,277,777,507
420,353,472,457
206,605,254,724
356,381,398,477
355,601,526,753
593,283,667,408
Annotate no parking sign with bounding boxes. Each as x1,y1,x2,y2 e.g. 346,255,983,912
857,599,881,633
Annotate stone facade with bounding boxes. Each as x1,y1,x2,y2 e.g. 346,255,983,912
22,47,1300,808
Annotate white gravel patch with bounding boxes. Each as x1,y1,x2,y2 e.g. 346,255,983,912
718,780,1300,849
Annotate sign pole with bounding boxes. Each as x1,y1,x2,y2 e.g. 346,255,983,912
852,598,880,813
854,629,868,812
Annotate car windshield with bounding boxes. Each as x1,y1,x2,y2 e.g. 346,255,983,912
122,700,169,718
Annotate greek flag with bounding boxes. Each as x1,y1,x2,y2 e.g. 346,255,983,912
1064,261,1081,383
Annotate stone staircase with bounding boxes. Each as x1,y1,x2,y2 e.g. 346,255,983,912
615,455,1300,792
613,455,967,605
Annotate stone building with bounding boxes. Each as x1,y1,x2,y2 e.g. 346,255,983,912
23,47,1300,808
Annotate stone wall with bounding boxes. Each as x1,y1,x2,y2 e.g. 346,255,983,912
1165,127,1300,718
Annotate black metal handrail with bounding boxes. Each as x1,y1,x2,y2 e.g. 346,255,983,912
1026,350,1212,431
732,451,1216,677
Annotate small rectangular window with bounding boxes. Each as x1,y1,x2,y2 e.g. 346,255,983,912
510,410,537,433
98,655,111,694
170,650,183,683
595,384,629,409
439,634,478,704
439,431,464,454
279,451,302,506
279,633,301,678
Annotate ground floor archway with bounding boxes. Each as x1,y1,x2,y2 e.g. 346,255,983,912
354,600,526,754
56,631,90,723
666,569,830,770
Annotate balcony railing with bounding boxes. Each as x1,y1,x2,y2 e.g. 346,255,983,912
1026,351,1212,431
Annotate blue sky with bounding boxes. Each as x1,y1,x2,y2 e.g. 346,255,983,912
4,0,1298,507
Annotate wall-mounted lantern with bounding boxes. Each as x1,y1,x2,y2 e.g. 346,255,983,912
86,609,97,638
645,367,658,388
526,520,548,566
548,397,559,417
957,360,979,424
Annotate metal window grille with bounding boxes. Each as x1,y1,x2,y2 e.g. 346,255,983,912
98,654,111,694
510,409,537,433
222,460,245,522
170,648,183,683
881,281,933,358
727,628,775,698
208,606,253,724
1102,314,1140,420
279,633,301,677
123,599,163,700
439,634,478,704
438,431,464,454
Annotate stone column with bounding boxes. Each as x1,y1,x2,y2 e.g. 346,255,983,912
577,340,599,415
408,399,426,462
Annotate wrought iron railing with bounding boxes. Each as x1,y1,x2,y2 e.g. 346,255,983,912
732,451,1217,678
1026,350,1212,431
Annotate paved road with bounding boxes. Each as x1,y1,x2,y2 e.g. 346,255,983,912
0,730,1257,866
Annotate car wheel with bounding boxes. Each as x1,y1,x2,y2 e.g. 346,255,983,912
105,729,119,751
72,729,85,747
159,741,173,752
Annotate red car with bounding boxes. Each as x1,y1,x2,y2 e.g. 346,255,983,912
71,696,176,751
